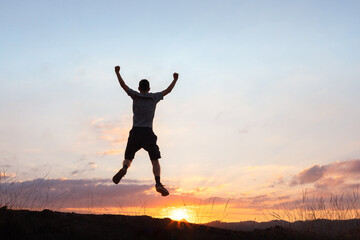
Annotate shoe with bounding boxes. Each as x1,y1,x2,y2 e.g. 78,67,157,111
112,168,127,184
156,183,169,196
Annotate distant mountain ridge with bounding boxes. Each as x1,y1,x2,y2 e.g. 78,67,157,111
205,219,360,237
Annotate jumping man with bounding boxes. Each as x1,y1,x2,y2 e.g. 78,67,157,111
112,66,179,196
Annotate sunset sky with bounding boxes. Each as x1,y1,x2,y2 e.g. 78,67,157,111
1,0,360,222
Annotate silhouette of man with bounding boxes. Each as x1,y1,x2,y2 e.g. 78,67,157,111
112,66,179,196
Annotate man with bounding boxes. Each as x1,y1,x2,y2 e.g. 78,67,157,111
112,65,179,197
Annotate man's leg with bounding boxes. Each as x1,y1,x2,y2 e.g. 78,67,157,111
151,159,169,196
143,130,168,196
113,159,132,184
114,128,140,184
151,159,161,179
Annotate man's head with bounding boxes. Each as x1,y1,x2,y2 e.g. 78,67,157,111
139,79,150,92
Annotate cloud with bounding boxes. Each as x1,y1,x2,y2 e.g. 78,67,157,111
290,164,328,186
0,178,155,210
313,177,346,190
0,177,219,210
88,161,97,168
326,159,360,176
290,159,360,191
98,149,123,156
90,117,131,157
0,171,16,180
91,118,130,146
228,193,292,211
0,177,267,215
71,162,98,176
0,164,11,169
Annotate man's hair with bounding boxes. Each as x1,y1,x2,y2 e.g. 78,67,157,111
139,79,150,91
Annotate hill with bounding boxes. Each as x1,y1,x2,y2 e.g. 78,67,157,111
0,206,350,240
206,219,360,238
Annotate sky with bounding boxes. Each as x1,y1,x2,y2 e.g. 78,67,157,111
1,0,360,223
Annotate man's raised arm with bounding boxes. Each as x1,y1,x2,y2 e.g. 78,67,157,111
162,73,179,97
115,66,129,92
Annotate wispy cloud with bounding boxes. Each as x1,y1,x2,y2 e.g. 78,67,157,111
71,162,97,176
98,149,123,156
90,117,130,156
91,118,130,146
0,164,11,169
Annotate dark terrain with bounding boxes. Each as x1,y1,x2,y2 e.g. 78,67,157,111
0,206,358,240
206,219,360,239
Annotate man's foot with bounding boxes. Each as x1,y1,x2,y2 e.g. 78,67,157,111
156,183,169,196
112,168,127,184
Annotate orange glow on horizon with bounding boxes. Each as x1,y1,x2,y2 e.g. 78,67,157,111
61,205,269,223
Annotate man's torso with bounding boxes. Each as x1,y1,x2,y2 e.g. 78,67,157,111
127,88,163,128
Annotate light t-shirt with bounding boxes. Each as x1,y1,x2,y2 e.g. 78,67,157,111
127,88,163,128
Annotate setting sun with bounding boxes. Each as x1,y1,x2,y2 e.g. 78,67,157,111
169,208,190,221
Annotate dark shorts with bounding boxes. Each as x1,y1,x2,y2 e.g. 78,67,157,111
124,127,161,161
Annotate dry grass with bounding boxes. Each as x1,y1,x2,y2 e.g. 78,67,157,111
269,188,360,222
0,171,69,211
267,188,360,238
182,197,230,224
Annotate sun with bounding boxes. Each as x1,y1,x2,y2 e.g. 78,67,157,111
169,208,190,221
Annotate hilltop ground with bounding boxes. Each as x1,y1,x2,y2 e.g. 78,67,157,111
0,207,357,240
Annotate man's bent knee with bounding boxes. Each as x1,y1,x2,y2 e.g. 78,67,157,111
123,159,132,167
